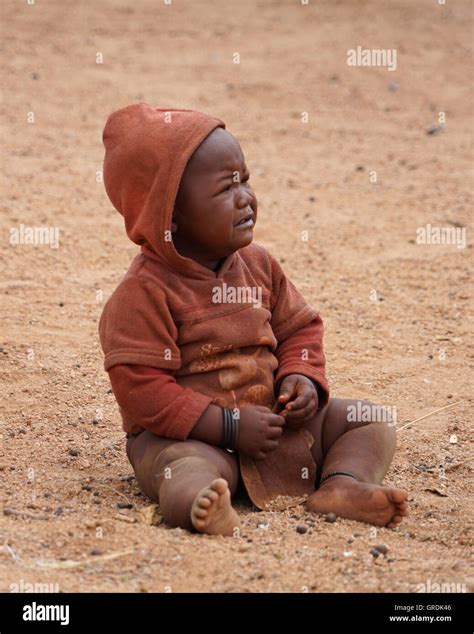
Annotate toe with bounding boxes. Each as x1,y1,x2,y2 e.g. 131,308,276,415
203,490,219,502
389,488,408,504
386,514,403,528
211,478,228,494
193,507,208,518
198,497,212,508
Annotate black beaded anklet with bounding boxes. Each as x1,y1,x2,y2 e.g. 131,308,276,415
319,471,358,486
222,408,238,453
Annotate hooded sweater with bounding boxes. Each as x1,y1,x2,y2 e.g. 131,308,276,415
99,103,329,509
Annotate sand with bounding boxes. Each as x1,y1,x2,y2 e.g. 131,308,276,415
1,0,472,593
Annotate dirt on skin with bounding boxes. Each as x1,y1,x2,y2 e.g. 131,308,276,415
1,0,472,594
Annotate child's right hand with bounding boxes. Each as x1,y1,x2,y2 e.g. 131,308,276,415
236,405,285,461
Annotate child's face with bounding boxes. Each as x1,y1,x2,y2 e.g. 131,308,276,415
171,128,258,270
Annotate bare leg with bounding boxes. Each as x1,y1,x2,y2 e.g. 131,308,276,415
126,432,241,536
306,399,408,527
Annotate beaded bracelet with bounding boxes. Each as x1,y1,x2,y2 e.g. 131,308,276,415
222,407,238,452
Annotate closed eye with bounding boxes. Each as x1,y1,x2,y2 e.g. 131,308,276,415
219,173,250,193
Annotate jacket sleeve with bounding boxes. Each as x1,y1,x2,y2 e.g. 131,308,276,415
268,252,319,342
273,315,330,409
99,276,181,371
266,251,330,408
108,364,214,440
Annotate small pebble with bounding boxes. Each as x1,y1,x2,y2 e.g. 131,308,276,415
91,418,99,425
90,548,103,556
296,525,307,534
426,124,444,135
68,448,78,457
325,512,336,523
53,506,63,517
370,548,380,558
375,543,388,555
117,501,133,509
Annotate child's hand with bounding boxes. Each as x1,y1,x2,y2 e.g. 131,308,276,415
274,374,319,429
236,405,285,461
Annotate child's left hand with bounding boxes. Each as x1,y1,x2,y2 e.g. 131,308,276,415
273,374,319,428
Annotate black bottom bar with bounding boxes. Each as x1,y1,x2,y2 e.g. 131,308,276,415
0,592,470,634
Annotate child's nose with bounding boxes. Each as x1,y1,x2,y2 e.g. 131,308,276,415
235,187,255,208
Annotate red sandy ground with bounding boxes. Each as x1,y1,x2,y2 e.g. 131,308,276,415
1,0,472,593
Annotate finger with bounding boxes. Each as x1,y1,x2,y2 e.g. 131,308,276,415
285,388,312,412
267,425,283,439
268,414,285,427
262,440,279,453
285,397,317,421
278,378,298,403
278,391,294,404
285,393,315,416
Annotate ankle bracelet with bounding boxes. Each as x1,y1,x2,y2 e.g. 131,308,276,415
222,408,238,453
319,471,358,486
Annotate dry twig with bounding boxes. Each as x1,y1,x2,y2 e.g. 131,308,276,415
397,401,463,432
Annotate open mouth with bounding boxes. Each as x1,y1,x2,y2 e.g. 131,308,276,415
236,213,254,228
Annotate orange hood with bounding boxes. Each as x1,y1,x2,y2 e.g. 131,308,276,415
102,103,226,277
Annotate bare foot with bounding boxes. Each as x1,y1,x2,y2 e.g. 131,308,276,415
307,476,408,528
190,478,241,537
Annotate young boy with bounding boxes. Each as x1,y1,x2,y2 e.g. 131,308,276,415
99,103,408,537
